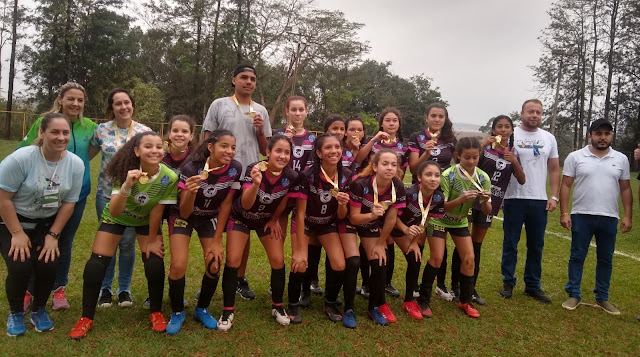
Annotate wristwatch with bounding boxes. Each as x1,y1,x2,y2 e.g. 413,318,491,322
47,231,61,239
550,196,560,203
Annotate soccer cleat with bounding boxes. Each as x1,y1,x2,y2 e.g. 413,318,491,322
499,283,513,299
23,291,33,314
166,311,186,335
435,286,453,302
402,301,423,320
69,317,93,340
378,302,397,323
237,277,256,300
310,280,323,295
218,310,234,332
596,300,620,315
194,307,218,329
458,302,480,318
359,285,370,299
367,307,388,326
52,286,71,310
272,305,290,326
324,304,343,323
98,289,112,308
562,297,580,311
419,301,433,318
118,291,133,307
288,304,302,324
385,284,401,298
471,290,486,306
342,309,357,329
30,308,54,332
7,312,26,337
452,284,460,302
149,312,168,332
146,297,187,310
299,291,311,308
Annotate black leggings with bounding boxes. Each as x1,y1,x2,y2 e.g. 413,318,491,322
1,226,58,313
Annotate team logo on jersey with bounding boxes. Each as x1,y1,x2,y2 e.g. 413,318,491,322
431,147,441,156
412,192,418,201
396,142,403,149
320,191,332,203
293,146,304,158
478,174,486,183
203,185,218,198
495,159,507,171
419,134,425,141
309,134,316,143
259,193,274,205
363,187,369,195
134,192,149,205
432,193,443,203
161,175,170,185
346,151,353,158
448,170,455,180
281,178,290,187
228,167,238,177
341,176,347,184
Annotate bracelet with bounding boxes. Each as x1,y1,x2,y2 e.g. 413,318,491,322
561,213,569,217
119,190,131,198
48,231,61,239
550,196,560,203
9,227,23,234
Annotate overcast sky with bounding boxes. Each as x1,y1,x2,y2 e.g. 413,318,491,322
314,0,554,126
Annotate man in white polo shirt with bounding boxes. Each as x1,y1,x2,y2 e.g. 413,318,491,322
559,119,632,314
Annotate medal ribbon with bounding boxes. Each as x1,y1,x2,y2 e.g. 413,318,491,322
418,188,433,227
320,165,339,191
231,95,254,117
372,176,396,206
113,120,135,149
458,165,484,191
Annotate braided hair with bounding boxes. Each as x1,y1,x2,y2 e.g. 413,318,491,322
491,115,515,150
311,134,344,189
181,129,234,169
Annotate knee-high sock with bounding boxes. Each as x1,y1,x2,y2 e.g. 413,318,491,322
325,266,344,304
418,263,439,305
368,259,386,310
473,242,482,289
169,276,186,312
271,267,286,304
385,244,395,285
82,253,112,319
343,256,360,311
198,273,220,309
142,252,165,313
288,271,305,305
404,251,420,302
222,266,238,308
304,245,322,294
459,273,474,304
359,244,370,286
451,247,461,290
324,257,335,297
437,246,448,288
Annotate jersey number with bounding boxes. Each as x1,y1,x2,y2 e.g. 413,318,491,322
491,171,502,182
258,204,266,212
204,199,212,208
293,160,302,171
320,205,327,215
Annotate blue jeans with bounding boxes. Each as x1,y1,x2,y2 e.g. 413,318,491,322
95,195,136,294
54,198,87,289
501,199,547,291
565,214,617,301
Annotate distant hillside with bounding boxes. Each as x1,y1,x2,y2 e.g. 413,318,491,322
453,123,486,140
453,123,481,131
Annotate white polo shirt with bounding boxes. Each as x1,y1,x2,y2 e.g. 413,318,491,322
562,145,630,219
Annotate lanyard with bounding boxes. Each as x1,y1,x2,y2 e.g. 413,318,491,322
113,120,134,148
372,176,395,210
418,188,433,227
201,158,225,179
458,165,483,191
320,165,339,197
231,95,254,118
40,148,63,187
139,164,161,185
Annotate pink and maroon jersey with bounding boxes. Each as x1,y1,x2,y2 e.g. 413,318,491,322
162,149,190,173
392,184,445,237
231,163,299,228
370,140,409,170
349,176,406,232
173,159,242,218
408,129,455,182
294,167,353,226
472,145,518,215
272,128,315,172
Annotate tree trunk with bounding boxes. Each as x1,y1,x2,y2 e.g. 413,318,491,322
585,0,598,143
193,1,203,119
209,0,222,98
63,0,73,82
612,77,620,146
603,0,619,119
4,0,17,140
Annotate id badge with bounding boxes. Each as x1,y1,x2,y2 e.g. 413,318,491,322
42,188,60,208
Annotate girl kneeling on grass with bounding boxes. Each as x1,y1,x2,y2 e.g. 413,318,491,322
70,132,178,340
1,113,84,336
218,135,300,331
165,130,241,335
288,134,358,327
349,149,406,325
391,160,445,319
418,137,492,318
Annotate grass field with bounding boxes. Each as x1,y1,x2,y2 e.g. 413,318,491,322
1,139,639,356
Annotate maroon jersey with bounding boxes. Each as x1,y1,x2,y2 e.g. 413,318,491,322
472,145,518,215
408,129,455,182
294,167,352,226
392,184,445,237
370,140,409,170
173,159,242,218
272,128,315,172
349,176,406,234
342,149,357,172
231,163,299,228
162,149,190,173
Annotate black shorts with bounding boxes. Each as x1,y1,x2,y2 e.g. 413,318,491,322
390,227,406,238
356,226,380,238
305,222,338,237
168,215,217,238
98,221,162,236
226,218,270,238
428,224,470,239
469,208,493,228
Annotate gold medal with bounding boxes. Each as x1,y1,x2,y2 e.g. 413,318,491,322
200,170,209,179
429,130,440,143
331,188,339,197
258,161,268,171
321,165,340,198
418,188,433,234
231,95,255,121
380,200,392,210
139,173,149,184
492,135,502,149
163,141,170,152
419,225,426,233
287,124,297,136
373,176,396,211
247,111,256,121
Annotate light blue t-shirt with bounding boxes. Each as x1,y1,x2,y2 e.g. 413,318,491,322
0,146,84,228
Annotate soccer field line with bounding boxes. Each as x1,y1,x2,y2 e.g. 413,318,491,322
492,216,640,263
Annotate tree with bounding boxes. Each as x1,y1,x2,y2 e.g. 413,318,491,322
4,0,18,139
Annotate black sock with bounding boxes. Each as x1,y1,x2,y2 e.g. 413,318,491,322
418,263,439,305
368,259,386,310
414,245,425,292
404,251,420,302
288,272,305,305
386,244,395,286
359,244,370,287
437,246,448,288
473,242,482,289
324,257,335,297
142,252,165,313
198,273,220,309
304,245,322,294
451,247,461,291
271,267,286,304
222,266,239,308
169,276,186,312
325,264,344,304
459,273,474,303
82,253,112,320
343,256,360,311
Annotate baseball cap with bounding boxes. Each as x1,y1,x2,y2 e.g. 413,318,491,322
589,118,613,133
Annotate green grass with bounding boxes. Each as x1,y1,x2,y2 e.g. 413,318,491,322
1,139,640,356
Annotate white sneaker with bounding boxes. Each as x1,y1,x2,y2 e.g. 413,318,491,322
272,307,290,326
435,286,453,302
218,312,234,332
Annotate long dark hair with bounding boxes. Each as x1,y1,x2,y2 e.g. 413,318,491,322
378,107,403,142
417,160,441,177
491,115,515,150
181,129,234,169
267,134,293,153
106,132,161,185
425,103,455,143
358,148,403,179
311,133,343,186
